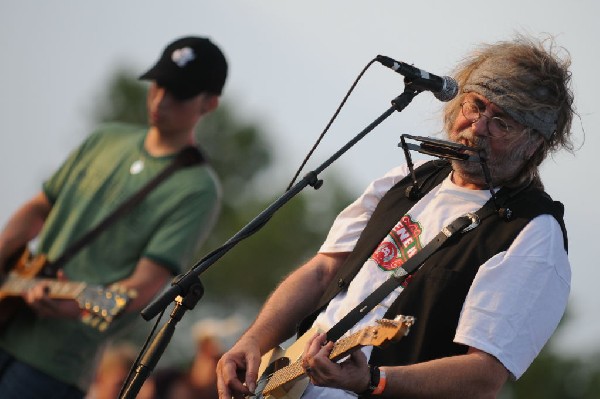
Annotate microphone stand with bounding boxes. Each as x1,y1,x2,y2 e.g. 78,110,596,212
118,87,423,399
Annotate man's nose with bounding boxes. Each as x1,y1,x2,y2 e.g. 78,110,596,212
470,113,489,136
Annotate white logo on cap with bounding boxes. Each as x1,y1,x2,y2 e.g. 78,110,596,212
171,47,196,68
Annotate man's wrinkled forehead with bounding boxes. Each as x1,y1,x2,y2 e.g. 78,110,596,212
462,92,506,115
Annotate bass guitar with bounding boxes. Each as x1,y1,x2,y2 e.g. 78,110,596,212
0,249,135,331
253,315,415,399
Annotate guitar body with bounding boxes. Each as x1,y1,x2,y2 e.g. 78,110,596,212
0,297,25,329
0,249,49,329
255,377,308,399
252,316,415,399
254,329,316,399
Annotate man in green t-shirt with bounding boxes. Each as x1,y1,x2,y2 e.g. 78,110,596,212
0,35,227,398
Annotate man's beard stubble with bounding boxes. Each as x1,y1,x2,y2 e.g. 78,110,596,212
449,129,530,187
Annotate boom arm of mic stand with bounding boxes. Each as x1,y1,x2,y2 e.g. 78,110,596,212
141,87,422,322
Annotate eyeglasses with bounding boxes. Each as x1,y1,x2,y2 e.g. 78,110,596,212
460,101,518,138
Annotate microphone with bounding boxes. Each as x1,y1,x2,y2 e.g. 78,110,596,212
376,55,458,102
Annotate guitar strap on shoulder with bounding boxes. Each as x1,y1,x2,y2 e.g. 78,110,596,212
325,198,500,342
40,146,205,277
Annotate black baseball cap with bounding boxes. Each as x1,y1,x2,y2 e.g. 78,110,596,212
140,36,228,99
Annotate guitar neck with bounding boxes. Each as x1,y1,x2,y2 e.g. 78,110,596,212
1,273,86,299
0,252,136,332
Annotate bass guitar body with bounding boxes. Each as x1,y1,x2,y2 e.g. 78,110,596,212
0,249,49,328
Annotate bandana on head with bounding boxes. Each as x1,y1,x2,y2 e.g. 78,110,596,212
463,59,559,140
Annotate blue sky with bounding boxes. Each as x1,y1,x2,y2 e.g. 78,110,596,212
1,1,598,357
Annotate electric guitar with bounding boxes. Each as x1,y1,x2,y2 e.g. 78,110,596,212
0,249,135,332
252,315,415,399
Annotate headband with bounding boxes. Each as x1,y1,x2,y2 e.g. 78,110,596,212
463,66,558,140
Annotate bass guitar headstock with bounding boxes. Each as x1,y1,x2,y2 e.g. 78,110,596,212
78,284,137,332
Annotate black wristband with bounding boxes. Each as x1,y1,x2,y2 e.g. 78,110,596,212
358,364,380,397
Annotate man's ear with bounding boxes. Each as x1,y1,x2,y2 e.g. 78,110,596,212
201,95,219,115
525,136,544,159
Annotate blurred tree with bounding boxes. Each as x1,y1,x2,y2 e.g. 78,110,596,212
93,67,148,125
198,175,352,301
499,346,600,398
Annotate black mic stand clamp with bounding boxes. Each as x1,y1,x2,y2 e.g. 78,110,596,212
119,278,204,399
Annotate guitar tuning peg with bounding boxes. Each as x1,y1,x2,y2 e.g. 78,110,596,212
81,313,92,324
98,321,108,332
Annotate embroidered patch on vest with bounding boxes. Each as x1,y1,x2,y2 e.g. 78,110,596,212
370,214,423,271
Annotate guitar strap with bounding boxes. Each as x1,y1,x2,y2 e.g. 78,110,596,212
325,196,503,342
39,146,205,277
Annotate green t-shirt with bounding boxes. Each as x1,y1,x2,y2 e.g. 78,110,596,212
0,123,220,390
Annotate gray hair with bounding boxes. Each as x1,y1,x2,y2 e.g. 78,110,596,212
443,35,576,185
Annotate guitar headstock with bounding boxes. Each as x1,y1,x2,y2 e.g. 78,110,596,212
356,315,416,347
77,285,138,332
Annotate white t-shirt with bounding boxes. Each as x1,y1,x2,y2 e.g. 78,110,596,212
302,163,570,399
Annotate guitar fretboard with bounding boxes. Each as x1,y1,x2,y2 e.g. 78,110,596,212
1,273,86,299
